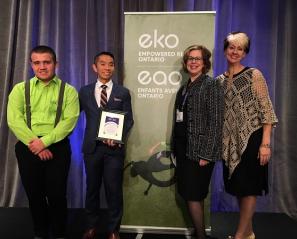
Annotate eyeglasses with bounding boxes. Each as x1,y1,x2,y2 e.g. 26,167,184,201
187,56,203,62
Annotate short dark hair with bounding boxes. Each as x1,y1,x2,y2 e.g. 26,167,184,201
223,31,251,54
30,45,57,63
93,51,115,64
182,45,211,74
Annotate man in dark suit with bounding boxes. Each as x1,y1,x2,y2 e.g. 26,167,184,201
79,52,134,239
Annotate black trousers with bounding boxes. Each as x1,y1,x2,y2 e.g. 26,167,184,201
84,144,124,233
15,138,71,238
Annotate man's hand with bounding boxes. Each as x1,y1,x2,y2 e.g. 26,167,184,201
103,139,121,147
38,149,53,161
103,139,116,147
28,138,45,154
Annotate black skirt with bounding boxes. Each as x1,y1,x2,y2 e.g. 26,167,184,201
174,136,214,201
223,128,268,196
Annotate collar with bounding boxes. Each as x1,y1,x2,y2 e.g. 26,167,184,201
96,79,113,88
32,75,58,85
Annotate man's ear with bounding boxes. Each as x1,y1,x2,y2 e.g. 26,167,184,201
92,64,97,73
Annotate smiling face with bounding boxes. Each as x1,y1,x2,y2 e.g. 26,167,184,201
224,32,250,65
225,42,246,65
30,52,57,83
92,54,115,84
186,49,204,78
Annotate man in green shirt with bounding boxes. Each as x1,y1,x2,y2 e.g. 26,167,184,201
7,45,79,239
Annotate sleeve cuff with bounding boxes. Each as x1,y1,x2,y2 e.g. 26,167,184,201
40,136,52,148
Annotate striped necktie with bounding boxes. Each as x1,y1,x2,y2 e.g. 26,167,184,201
100,85,108,108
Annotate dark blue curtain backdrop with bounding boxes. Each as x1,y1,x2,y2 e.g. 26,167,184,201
1,0,296,221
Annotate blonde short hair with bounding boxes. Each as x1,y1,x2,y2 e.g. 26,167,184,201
224,31,250,54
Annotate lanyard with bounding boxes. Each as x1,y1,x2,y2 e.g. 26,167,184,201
180,81,191,111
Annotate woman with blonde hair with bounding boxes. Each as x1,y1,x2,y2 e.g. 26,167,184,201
217,32,278,239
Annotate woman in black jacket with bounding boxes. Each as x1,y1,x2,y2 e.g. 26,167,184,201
172,45,223,239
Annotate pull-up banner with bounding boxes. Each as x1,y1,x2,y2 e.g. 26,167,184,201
123,12,215,234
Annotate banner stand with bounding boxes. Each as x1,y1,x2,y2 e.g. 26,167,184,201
123,11,216,234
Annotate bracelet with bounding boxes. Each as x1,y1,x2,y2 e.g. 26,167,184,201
260,144,271,148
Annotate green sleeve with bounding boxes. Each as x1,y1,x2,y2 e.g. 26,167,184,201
7,83,37,145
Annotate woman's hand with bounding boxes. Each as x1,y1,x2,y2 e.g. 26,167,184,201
258,145,271,165
199,159,209,167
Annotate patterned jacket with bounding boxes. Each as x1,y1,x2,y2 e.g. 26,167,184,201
172,74,224,162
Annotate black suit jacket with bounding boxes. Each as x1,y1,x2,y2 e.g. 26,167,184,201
79,81,134,154
172,75,223,162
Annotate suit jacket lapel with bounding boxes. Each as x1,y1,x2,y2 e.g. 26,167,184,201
107,84,119,107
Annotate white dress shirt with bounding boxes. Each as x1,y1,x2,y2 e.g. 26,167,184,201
95,79,113,107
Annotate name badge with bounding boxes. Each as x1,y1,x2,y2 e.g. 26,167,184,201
176,109,183,122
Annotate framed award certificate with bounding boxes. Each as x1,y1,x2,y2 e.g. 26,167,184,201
97,110,126,143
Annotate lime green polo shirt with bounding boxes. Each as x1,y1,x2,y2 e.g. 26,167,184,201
7,76,79,147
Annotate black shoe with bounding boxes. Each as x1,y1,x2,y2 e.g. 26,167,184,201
206,236,218,239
